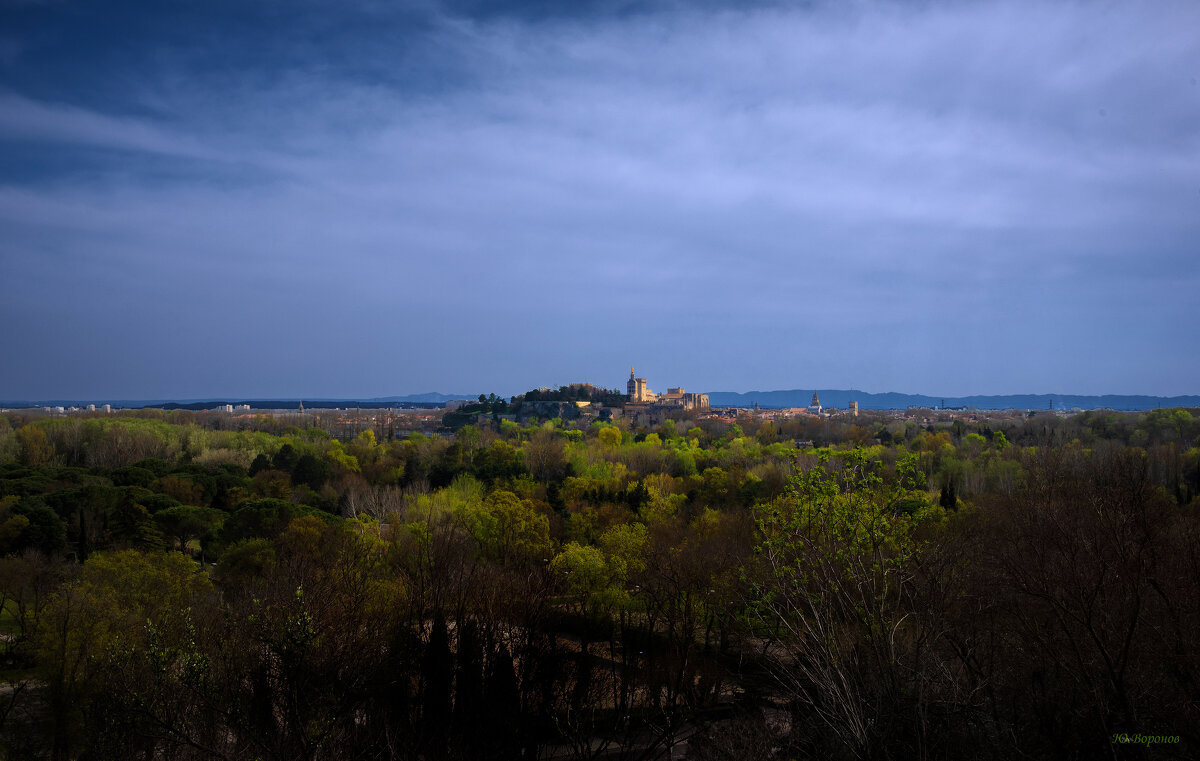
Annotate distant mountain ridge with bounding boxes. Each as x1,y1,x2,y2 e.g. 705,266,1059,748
706,390,1200,411
5,390,1198,412
369,392,477,403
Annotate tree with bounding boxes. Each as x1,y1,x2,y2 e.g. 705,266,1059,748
272,443,300,473
747,449,937,759
108,493,164,551
151,474,205,506
938,479,957,510
484,643,521,759
0,550,68,654
293,453,329,491
524,429,568,482
457,490,550,565
214,538,277,586
597,426,622,449
249,453,272,476
218,498,328,550
35,550,213,760
962,446,1200,758
453,620,485,756
154,505,225,559
5,498,67,556
550,542,613,619
420,616,453,759
16,425,54,467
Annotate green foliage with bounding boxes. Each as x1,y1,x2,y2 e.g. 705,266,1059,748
455,489,550,565
0,513,30,555
325,440,360,473
1,405,1197,760
16,425,54,467
2,497,67,555
293,453,329,490
109,493,165,551
34,549,212,747
515,383,624,406
598,521,648,581
551,539,628,620
110,465,157,488
217,498,336,551
597,426,622,449
154,505,225,555
751,447,924,623
747,448,933,755
672,447,698,476
215,537,277,583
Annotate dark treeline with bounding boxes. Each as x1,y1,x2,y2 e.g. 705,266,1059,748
514,384,628,406
0,407,1197,759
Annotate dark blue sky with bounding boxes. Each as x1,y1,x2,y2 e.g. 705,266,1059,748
2,0,1198,400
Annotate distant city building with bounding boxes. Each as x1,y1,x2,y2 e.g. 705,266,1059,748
220,404,233,412
808,393,822,415
87,404,96,412
848,400,858,416
627,369,657,403
626,368,708,410
102,404,111,413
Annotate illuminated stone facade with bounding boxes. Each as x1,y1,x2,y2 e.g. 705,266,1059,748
627,369,658,402
627,369,708,410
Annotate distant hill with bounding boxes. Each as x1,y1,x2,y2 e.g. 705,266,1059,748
7,390,1197,413
706,390,1200,411
369,392,477,403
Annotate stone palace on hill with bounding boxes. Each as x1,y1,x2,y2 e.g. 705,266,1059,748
626,369,709,411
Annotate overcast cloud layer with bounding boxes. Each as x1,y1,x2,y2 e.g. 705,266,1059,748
1,0,1198,399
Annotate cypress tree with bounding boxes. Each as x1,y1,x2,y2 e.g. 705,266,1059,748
484,643,521,760
420,616,453,760
454,621,485,757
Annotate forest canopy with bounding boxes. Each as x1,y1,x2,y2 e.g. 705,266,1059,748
0,405,1197,759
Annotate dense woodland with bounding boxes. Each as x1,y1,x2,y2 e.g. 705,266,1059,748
0,405,1197,760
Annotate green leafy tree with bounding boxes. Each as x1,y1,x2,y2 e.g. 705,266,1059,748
597,426,622,449
17,425,54,467
108,493,165,551
5,497,68,556
35,550,212,759
154,505,225,558
456,489,550,565
747,448,933,758
217,498,334,552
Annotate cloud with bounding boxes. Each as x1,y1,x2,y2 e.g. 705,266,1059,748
1,0,1198,397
